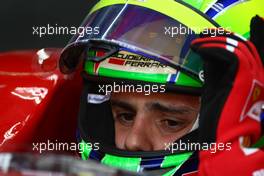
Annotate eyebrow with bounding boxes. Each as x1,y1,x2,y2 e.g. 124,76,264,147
111,99,136,113
146,102,195,114
111,99,196,114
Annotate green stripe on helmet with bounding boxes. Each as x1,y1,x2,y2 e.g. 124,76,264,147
79,140,191,174
199,0,217,12
99,67,168,84
161,152,193,168
177,72,202,88
101,154,141,172
79,140,141,171
85,61,96,75
252,135,264,148
88,50,96,58
80,140,93,160
85,60,168,83
243,31,250,39
181,0,204,10
79,141,141,172
84,61,203,88
162,165,182,176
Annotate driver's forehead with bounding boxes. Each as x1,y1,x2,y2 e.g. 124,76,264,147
110,92,200,110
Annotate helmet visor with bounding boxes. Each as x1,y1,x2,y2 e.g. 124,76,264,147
60,3,216,77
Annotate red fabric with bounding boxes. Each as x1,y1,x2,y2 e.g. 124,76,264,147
193,37,264,176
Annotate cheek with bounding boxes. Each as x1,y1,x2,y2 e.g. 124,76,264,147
114,122,129,150
152,134,180,151
148,124,179,150
152,120,196,150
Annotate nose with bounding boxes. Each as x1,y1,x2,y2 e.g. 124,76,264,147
124,116,153,151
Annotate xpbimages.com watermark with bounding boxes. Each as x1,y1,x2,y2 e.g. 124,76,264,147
32,140,99,154
32,24,100,37
164,24,232,37
98,82,166,96
164,140,232,154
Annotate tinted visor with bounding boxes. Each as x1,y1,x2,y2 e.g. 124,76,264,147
60,3,215,77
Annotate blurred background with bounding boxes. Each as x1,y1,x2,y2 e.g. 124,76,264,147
0,0,98,52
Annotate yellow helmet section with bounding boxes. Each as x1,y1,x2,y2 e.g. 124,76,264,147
89,0,217,33
91,0,264,38
214,0,264,37
197,0,264,37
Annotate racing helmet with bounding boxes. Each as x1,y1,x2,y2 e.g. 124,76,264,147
59,0,264,175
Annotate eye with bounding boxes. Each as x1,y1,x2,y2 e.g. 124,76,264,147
157,118,185,133
163,119,179,127
115,112,135,126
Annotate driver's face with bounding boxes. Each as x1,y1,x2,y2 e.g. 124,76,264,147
110,92,200,151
